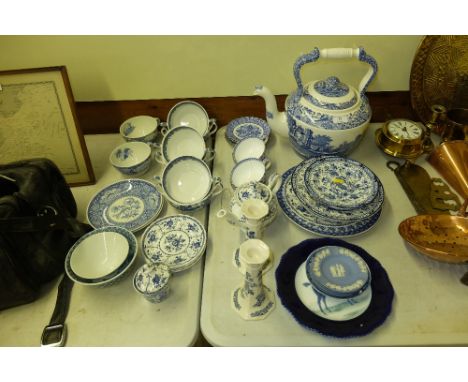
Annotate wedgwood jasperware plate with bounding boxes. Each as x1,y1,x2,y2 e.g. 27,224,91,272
305,245,370,298
295,261,372,321
277,166,382,237
303,156,379,211
225,116,271,144
87,179,163,232
142,215,207,272
65,225,138,287
291,159,384,223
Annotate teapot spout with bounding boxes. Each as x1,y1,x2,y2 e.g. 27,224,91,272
254,85,289,138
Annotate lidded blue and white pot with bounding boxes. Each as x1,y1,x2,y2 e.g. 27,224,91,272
255,47,378,157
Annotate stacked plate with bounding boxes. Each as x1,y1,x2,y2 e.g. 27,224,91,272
141,215,207,273
277,156,384,237
295,244,372,321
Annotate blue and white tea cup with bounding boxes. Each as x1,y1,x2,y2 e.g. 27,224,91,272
232,137,267,163
109,141,153,176
120,115,160,143
230,157,271,189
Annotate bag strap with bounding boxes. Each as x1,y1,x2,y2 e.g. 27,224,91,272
40,274,74,347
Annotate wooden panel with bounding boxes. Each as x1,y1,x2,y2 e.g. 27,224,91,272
76,91,416,135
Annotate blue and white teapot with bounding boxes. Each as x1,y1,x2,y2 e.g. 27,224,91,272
254,47,378,157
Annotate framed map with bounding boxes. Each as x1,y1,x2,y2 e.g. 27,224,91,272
0,66,95,186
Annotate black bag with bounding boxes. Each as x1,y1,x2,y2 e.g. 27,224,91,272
0,158,90,311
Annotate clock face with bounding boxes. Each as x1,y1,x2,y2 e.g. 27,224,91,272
387,120,423,140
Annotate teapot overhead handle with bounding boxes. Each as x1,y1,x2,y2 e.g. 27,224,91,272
293,47,378,96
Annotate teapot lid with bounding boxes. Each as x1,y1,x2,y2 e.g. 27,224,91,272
304,76,358,110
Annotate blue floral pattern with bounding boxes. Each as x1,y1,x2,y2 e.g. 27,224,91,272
276,166,383,237
225,116,271,144
142,215,206,272
87,179,163,232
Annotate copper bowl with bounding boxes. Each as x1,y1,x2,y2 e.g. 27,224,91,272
398,214,468,263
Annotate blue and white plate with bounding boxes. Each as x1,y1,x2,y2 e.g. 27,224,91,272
277,166,382,237
142,215,207,272
291,159,384,223
305,245,370,298
303,156,379,211
295,260,372,321
225,116,271,144
65,226,138,287
87,179,163,232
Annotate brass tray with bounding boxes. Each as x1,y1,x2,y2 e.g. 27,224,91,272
410,35,468,129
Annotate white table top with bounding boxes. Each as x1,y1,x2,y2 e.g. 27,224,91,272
0,134,205,346
200,123,468,346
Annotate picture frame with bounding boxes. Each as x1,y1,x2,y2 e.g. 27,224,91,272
0,66,95,186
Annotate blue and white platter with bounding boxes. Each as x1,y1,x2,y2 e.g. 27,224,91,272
277,166,382,237
303,156,379,211
142,215,207,272
291,159,384,223
225,116,271,144
87,179,164,233
65,226,138,287
295,260,372,321
305,245,370,299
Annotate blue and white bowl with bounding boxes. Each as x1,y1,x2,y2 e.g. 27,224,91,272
133,263,171,303
110,141,152,176
119,115,160,143
65,226,138,287
165,100,217,138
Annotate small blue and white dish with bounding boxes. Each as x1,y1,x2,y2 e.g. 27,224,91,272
230,157,271,189
303,156,379,211
119,115,160,143
109,141,152,176
65,226,138,287
133,263,171,303
305,245,371,299
87,179,163,232
225,116,271,144
142,215,207,272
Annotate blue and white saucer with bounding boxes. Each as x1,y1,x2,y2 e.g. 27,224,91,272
303,156,379,211
295,260,372,321
305,245,370,298
87,179,163,232
142,215,207,272
225,116,271,144
277,166,382,237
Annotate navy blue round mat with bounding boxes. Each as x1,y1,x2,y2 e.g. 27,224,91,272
275,238,394,338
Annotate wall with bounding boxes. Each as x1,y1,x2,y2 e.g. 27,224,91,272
0,35,423,101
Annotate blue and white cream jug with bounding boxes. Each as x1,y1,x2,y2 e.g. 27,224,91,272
254,47,378,157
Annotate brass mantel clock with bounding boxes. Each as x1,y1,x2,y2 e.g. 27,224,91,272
375,119,432,159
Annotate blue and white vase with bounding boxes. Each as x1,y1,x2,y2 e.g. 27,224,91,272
231,239,275,320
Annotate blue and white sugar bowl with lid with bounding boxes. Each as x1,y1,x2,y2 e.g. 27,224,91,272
305,245,371,299
133,263,171,303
